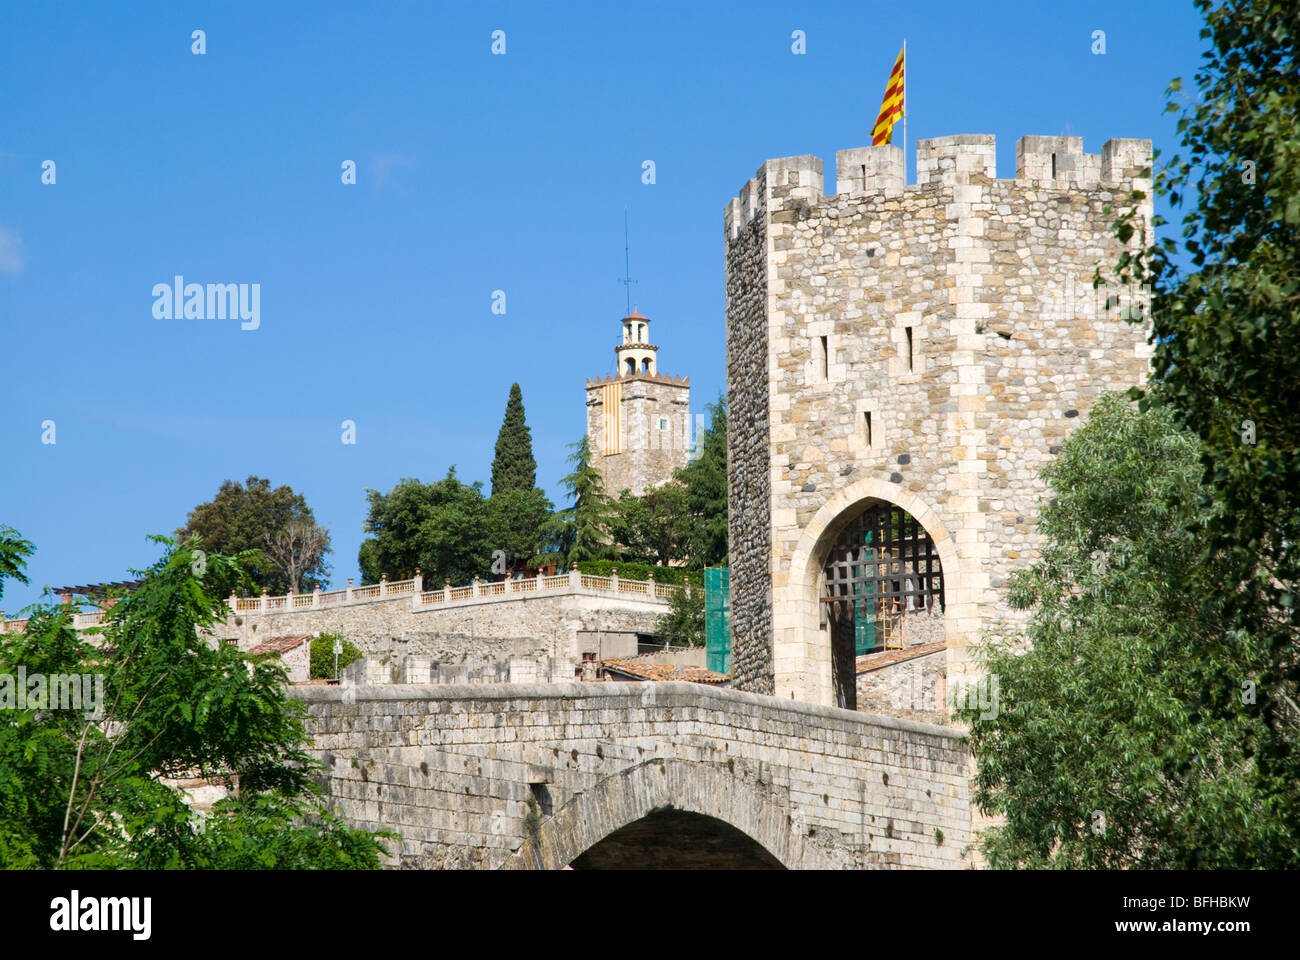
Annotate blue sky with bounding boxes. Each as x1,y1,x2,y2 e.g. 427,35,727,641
0,0,1206,612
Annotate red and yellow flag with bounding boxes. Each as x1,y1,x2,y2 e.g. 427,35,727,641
871,46,905,146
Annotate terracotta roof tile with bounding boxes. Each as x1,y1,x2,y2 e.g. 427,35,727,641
600,659,730,685
247,634,312,656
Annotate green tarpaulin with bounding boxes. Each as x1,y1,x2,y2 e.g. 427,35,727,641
705,566,731,674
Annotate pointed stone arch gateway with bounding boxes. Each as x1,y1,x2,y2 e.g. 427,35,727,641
781,478,966,707
507,758,842,870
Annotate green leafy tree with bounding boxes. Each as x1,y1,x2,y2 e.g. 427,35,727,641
177,476,331,594
957,396,1293,868
490,382,538,496
654,579,705,647
673,395,728,568
610,482,689,566
310,632,363,681
486,487,553,576
1107,0,1300,827
0,530,387,869
358,468,492,586
0,525,33,601
543,436,615,565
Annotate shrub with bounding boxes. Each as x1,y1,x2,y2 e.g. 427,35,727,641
574,560,702,589
310,632,362,680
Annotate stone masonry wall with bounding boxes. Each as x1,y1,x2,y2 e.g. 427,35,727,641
726,161,779,695
725,134,1153,703
221,591,669,666
857,650,948,727
295,682,970,869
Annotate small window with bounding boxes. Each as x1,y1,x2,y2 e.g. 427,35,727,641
905,327,914,372
1051,153,1057,179
659,418,667,430
863,412,872,446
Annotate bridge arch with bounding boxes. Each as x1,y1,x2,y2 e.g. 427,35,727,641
509,759,804,870
783,478,964,707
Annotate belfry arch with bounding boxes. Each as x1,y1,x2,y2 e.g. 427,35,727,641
784,479,962,708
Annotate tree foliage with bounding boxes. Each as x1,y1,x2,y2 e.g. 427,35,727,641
957,396,1295,868
1105,0,1300,837
490,382,538,496
654,579,706,648
0,526,33,602
177,476,331,594
543,436,615,565
673,395,728,568
609,482,689,567
486,487,553,576
0,530,387,869
310,632,362,681
483,384,552,575
358,468,492,586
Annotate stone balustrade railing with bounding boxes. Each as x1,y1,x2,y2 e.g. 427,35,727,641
228,566,683,616
0,567,686,634
0,608,107,634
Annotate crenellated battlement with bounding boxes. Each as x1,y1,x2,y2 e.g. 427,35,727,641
725,134,1152,237
585,370,689,388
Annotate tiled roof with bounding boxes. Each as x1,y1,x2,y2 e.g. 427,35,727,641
247,634,312,656
600,659,730,685
856,641,947,674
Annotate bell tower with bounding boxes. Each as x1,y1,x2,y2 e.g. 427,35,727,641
586,310,691,498
616,311,658,376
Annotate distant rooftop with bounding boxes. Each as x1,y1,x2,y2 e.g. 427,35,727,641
600,658,729,685
247,634,312,656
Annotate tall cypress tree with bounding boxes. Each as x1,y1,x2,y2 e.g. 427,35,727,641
490,383,537,497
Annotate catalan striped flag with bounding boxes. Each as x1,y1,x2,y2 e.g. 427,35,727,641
871,45,905,146
602,381,622,454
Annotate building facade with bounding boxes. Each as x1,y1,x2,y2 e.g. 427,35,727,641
724,134,1154,707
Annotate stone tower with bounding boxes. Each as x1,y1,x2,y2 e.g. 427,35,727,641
586,311,691,497
724,134,1154,707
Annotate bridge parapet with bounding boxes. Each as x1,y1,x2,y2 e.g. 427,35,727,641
295,681,971,870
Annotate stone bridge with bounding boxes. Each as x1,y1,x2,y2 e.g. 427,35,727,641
295,682,971,869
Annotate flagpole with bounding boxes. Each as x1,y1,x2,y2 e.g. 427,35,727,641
902,38,908,184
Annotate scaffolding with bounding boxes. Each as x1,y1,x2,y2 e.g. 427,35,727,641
705,566,731,674
878,596,904,650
